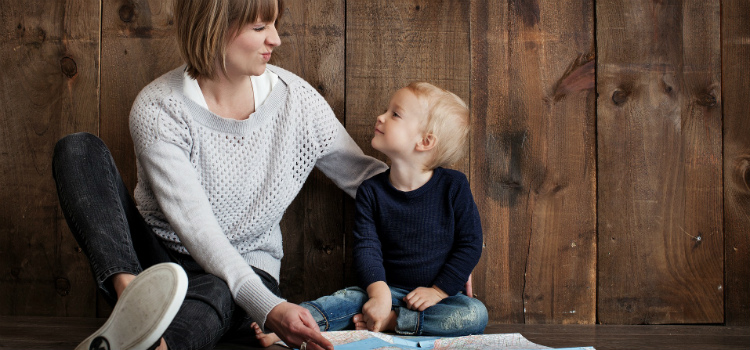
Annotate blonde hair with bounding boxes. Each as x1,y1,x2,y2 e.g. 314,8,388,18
405,82,470,170
174,0,283,80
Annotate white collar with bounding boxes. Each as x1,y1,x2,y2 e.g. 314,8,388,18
182,68,279,112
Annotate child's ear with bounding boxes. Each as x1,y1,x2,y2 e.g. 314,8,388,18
416,133,437,152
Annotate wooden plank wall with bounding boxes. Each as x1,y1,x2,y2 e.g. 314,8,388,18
471,0,596,324
597,0,723,324
722,0,750,327
0,0,100,317
0,0,748,326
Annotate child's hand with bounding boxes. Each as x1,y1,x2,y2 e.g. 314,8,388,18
361,296,392,332
404,286,449,311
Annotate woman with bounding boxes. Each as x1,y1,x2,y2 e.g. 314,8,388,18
53,0,386,349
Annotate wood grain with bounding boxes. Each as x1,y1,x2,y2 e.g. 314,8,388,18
470,0,597,323
722,0,750,326
275,0,347,303
0,0,100,317
100,0,181,197
99,0,180,317
596,0,723,324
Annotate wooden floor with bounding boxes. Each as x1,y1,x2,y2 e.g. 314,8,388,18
1,316,748,350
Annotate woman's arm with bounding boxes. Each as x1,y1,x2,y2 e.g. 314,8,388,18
137,140,285,329
315,124,388,198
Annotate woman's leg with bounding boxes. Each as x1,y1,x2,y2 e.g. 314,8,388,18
52,132,172,303
389,289,488,337
54,133,245,349
162,272,236,350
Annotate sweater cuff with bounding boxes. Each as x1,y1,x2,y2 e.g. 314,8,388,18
433,271,465,296
358,268,387,290
234,280,286,331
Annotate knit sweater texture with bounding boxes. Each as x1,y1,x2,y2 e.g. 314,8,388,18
353,167,483,296
129,64,387,328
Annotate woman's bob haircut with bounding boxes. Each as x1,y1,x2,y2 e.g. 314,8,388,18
174,0,284,80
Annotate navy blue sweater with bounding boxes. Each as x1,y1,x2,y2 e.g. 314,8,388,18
353,167,483,296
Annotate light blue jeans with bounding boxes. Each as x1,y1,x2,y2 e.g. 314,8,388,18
301,286,488,336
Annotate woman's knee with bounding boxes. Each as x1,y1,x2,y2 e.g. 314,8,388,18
53,132,107,166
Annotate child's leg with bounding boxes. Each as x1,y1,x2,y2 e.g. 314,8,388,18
391,290,488,337
250,287,368,348
301,287,369,331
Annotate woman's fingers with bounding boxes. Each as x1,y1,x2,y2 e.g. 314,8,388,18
299,312,333,350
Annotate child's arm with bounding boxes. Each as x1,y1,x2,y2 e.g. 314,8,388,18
403,285,449,311
352,180,394,331
429,173,484,298
360,281,393,332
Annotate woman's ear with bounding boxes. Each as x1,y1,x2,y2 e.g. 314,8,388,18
416,133,437,152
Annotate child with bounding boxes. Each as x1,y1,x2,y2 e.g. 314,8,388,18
254,82,487,346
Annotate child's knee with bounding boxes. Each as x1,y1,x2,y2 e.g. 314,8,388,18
442,298,488,334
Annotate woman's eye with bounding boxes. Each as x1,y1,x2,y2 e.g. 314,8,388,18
253,26,266,32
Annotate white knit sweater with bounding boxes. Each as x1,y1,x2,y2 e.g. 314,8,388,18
129,64,387,328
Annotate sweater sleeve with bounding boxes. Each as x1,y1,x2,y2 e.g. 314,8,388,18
352,183,387,288
130,95,284,330
316,124,388,198
431,174,484,296
291,82,387,198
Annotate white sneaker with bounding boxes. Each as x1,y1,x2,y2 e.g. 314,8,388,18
75,263,188,350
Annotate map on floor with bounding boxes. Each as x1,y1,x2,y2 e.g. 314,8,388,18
282,330,596,350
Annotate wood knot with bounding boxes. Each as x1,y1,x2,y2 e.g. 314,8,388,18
317,84,325,93
323,245,333,255
55,278,71,296
119,4,135,23
415,5,421,10
60,57,77,78
612,90,629,106
697,93,717,107
734,156,750,193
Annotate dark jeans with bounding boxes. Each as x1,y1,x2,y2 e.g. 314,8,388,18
53,132,280,350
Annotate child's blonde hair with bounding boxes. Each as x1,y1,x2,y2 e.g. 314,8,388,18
405,82,470,170
174,0,284,80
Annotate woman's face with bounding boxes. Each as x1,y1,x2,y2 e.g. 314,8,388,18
224,16,281,77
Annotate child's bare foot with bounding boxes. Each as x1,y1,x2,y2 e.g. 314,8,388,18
353,311,397,332
251,322,281,348
353,314,368,330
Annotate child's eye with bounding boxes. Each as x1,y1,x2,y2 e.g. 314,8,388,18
393,112,401,118
253,25,266,32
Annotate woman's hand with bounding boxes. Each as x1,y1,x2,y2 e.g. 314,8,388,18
265,302,333,350
403,286,448,311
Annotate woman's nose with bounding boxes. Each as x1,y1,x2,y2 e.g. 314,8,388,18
267,25,281,47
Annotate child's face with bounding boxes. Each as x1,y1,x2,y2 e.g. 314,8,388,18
371,88,428,159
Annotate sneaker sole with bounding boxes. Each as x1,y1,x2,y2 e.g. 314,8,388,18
75,263,188,350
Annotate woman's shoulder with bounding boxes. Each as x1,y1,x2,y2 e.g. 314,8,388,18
265,64,302,85
265,64,321,97
134,66,185,106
